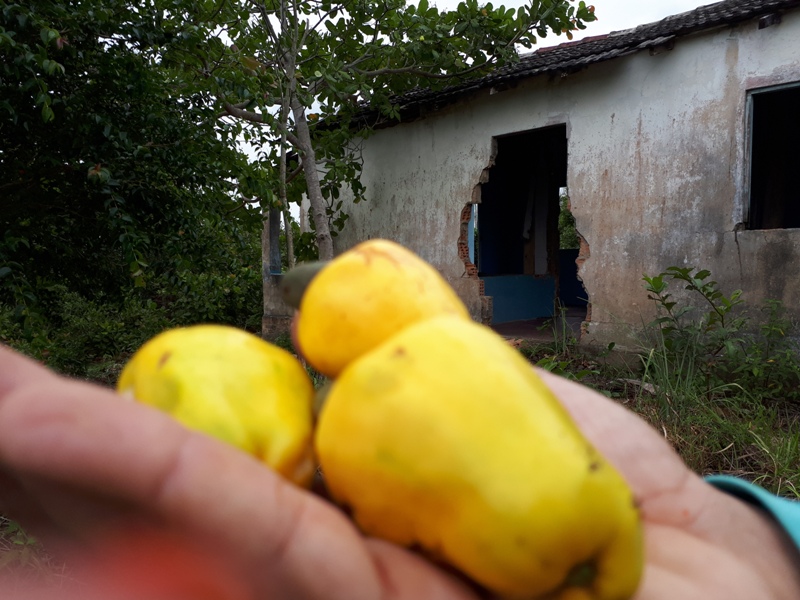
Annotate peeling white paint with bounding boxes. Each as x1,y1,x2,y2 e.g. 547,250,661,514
336,10,800,347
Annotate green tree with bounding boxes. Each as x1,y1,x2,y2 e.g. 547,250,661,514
0,0,261,354
153,0,596,260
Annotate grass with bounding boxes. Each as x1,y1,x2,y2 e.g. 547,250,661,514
517,332,800,499
0,516,76,592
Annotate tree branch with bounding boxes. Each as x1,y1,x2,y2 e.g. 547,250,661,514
503,6,558,50
226,195,261,214
285,162,303,184
251,0,282,50
220,102,303,148
216,100,253,119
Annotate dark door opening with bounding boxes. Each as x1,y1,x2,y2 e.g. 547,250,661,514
475,125,587,326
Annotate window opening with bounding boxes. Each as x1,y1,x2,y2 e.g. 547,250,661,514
747,84,800,230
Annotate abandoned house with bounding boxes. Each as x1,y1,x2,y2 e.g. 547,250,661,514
323,0,800,349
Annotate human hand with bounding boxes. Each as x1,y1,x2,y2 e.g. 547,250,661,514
0,344,483,600
544,372,800,600
1,344,799,599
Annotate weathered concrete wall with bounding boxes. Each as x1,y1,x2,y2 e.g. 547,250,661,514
336,11,800,349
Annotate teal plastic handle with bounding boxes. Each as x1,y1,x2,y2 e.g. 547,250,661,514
706,474,800,549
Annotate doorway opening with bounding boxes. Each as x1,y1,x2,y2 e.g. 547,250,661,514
472,125,587,335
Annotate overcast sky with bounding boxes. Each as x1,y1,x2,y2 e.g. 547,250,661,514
432,0,710,46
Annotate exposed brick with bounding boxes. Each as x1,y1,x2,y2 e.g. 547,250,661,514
457,202,480,282
576,235,590,279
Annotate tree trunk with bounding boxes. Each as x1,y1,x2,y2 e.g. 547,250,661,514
269,206,282,274
283,207,295,268
261,214,292,340
291,95,334,260
277,96,295,270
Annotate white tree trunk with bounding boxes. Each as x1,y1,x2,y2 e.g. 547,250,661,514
291,95,334,260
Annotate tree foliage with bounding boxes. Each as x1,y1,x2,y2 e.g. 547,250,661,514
150,0,597,258
0,0,597,372
0,0,262,367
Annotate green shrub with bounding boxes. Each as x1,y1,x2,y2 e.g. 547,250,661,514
558,192,580,250
734,300,800,403
640,267,800,407
1,262,263,384
163,265,262,332
1,288,167,383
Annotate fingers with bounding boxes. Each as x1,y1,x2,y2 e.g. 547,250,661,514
0,345,78,531
12,346,781,600
0,376,192,524
0,344,58,399
538,370,800,598
536,370,696,504
0,371,382,599
0,351,480,600
365,539,482,600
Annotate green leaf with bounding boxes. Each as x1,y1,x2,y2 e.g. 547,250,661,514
41,104,54,122
39,27,59,45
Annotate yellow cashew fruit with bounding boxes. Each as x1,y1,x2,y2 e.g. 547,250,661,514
117,324,315,487
315,315,643,599
293,239,470,377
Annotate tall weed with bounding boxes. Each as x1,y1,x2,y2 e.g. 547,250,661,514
640,267,800,405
